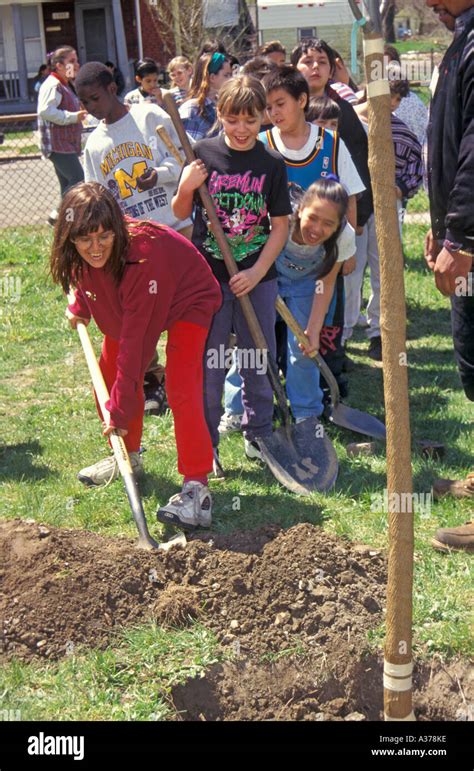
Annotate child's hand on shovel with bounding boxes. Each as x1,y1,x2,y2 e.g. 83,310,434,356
299,327,320,356
102,421,128,438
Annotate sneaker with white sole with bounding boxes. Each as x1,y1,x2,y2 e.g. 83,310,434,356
144,372,169,415
244,437,263,461
77,451,143,487
156,482,212,531
218,412,243,435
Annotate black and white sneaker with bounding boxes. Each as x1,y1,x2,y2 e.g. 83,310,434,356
244,438,263,461
144,372,168,415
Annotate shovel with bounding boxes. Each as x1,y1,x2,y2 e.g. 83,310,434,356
68,297,159,550
275,295,386,440
162,95,338,494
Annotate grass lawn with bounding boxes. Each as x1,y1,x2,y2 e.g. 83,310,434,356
394,38,450,55
0,217,472,720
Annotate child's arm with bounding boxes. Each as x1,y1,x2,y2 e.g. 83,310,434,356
342,194,357,275
301,261,340,355
229,215,289,298
172,159,208,220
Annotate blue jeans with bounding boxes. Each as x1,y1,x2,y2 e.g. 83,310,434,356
278,274,325,419
224,350,244,415
204,280,277,446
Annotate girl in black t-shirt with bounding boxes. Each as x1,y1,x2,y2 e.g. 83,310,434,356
173,75,292,475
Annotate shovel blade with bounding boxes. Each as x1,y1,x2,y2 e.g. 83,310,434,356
330,403,386,440
257,416,338,495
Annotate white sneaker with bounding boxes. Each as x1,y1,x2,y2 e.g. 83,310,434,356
156,482,212,531
218,412,243,435
77,451,143,487
244,437,263,461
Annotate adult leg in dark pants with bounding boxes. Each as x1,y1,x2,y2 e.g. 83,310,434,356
451,272,474,402
432,271,474,552
50,152,84,197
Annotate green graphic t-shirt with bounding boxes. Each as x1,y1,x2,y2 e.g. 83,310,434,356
192,134,292,283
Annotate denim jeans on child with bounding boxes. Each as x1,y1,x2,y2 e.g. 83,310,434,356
278,273,329,420
204,279,277,446
224,349,244,416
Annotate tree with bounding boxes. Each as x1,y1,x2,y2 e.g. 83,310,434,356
380,0,397,43
146,0,204,60
145,0,255,61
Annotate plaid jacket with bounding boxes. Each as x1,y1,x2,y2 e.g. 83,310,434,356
178,97,218,141
38,74,82,156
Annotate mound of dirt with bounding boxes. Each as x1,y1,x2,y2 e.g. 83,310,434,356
0,519,385,661
0,518,470,721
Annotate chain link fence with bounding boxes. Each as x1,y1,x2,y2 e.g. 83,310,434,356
0,113,431,230
0,115,96,229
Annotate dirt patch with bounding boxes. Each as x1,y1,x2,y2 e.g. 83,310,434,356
0,518,470,721
171,655,473,722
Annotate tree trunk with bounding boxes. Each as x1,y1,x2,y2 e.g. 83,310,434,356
383,2,397,43
363,28,415,722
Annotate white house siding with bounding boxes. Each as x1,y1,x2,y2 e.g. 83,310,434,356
258,2,354,58
258,2,353,29
261,24,352,60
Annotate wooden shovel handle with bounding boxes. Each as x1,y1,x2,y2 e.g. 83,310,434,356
66,291,158,549
163,92,291,424
275,295,340,407
156,124,185,165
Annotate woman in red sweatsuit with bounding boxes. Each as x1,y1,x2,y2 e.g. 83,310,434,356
50,181,221,530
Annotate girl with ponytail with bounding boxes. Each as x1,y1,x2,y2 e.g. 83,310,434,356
178,52,233,140
277,175,356,422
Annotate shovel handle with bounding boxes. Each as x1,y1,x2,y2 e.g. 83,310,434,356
275,295,341,408
156,124,185,165
67,292,159,550
163,92,291,427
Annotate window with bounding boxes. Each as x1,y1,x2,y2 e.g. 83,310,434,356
298,27,316,41
21,5,43,75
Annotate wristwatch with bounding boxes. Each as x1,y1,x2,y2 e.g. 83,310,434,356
443,239,474,259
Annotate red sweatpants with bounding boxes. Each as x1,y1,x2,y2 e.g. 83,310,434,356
96,320,213,480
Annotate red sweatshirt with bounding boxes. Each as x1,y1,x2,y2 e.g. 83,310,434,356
68,220,222,429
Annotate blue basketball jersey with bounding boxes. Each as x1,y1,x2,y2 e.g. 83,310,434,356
259,126,339,206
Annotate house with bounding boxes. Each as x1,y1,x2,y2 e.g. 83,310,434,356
0,0,172,114
253,0,358,60
204,0,256,56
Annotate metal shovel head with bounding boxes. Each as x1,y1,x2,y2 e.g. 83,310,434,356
257,416,339,495
330,402,386,440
